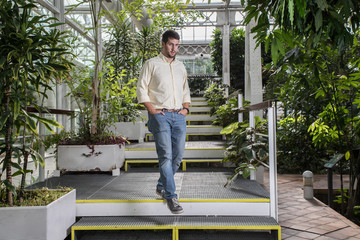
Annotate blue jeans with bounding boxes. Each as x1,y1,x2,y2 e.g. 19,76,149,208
148,111,187,199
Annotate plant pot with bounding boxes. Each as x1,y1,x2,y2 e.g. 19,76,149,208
0,189,76,240
58,144,125,172
108,122,146,143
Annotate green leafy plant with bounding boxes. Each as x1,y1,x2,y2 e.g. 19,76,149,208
187,76,212,97
203,81,227,116
0,187,72,207
0,0,72,206
222,116,268,187
210,28,272,90
104,14,140,82
334,189,350,205
244,0,360,219
101,63,143,123
212,97,240,128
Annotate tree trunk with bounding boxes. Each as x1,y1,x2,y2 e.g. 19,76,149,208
90,0,102,135
19,151,29,204
4,86,13,206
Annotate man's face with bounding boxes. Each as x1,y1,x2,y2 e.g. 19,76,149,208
162,37,180,59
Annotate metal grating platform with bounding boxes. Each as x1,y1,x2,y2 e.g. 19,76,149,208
29,172,269,201
29,171,271,216
71,216,280,240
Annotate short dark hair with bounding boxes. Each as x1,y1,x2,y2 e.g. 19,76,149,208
162,30,180,43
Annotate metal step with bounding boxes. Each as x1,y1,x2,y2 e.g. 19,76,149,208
145,125,222,134
186,114,216,122
125,141,225,165
71,216,281,240
191,97,206,101
75,172,270,217
190,101,208,106
145,125,223,142
189,106,211,113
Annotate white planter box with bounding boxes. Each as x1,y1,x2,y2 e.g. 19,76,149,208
58,144,125,172
108,122,146,142
0,189,76,240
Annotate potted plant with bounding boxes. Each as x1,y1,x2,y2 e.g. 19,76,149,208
56,63,128,173
0,187,76,240
102,63,146,142
0,0,76,238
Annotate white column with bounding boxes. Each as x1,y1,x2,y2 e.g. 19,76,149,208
55,0,68,131
245,19,262,106
222,24,230,94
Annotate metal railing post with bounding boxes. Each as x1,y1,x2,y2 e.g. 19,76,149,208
238,94,243,122
268,106,278,221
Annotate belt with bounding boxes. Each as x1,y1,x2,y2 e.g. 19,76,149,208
161,108,180,112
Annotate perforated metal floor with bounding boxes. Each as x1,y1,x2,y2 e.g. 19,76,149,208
28,171,269,201
71,216,279,240
70,230,274,240
73,216,278,227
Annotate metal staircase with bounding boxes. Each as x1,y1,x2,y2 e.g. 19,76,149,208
41,95,280,240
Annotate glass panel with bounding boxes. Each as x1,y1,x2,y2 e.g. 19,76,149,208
65,0,88,7
194,27,206,41
180,58,215,76
66,13,94,36
66,26,95,66
180,27,194,41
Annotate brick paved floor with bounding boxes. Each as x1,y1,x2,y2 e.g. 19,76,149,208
274,174,360,239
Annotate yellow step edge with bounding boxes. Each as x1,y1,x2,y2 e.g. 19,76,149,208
72,226,176,240
182,159,222,162
72,225,280,240
72,226,173,230
177,225,280,230
76,199,163,203
76,198,269,203
180,198,270,203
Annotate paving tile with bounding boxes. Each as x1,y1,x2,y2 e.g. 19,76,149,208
306,227,332,235
314,235,341,240
282,228,303,236
332,227,360,237
328,221,350,228
283,236,308,240
317,224,342,232
295,231,321,239
266,173,360,240
290,224,313,231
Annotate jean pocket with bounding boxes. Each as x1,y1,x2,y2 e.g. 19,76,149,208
148,113,166,134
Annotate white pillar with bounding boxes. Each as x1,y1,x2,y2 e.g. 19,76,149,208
245,19,262,106
222,24,230,94
55,0,68,131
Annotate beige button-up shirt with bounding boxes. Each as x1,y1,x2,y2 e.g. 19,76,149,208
137,53,191,109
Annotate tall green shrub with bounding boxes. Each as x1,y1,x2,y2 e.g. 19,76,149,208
0,0,72,206
244,0,360,218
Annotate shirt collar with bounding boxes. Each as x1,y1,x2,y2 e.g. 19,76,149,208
159,52,176,64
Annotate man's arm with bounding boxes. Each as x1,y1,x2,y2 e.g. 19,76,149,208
143,102,164,115
179,102,190,116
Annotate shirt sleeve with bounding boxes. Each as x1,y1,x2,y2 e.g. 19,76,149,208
182,67,191,103
136,60,151,103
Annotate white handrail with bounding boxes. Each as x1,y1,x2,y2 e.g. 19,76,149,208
237,93,278,221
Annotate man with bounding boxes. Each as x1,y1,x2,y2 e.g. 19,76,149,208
136,30,191,214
